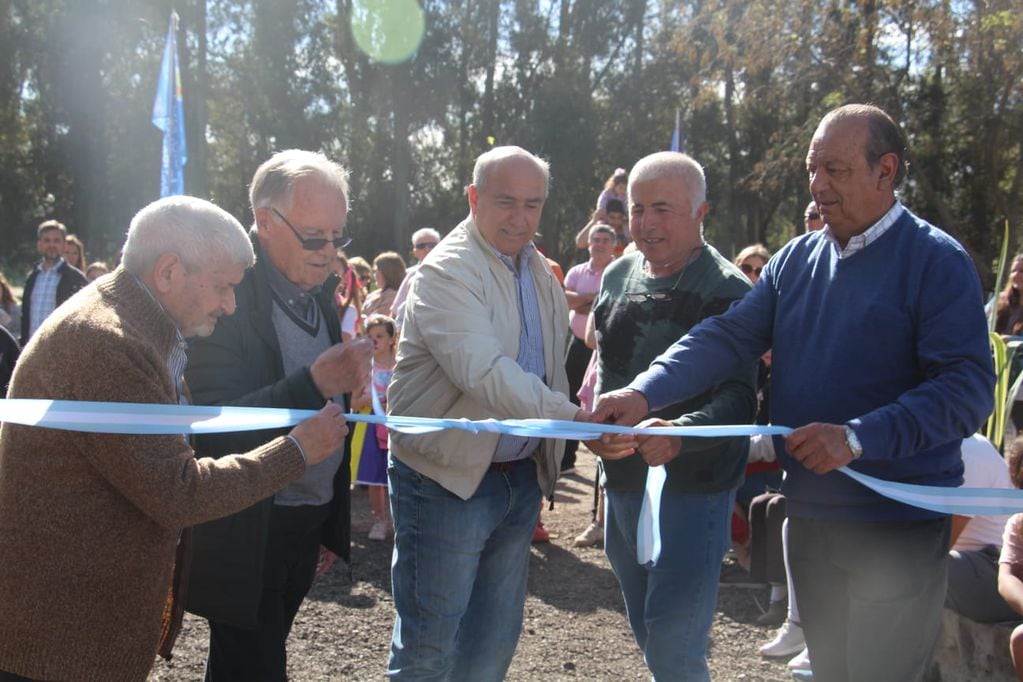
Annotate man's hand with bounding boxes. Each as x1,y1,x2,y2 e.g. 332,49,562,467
315,546,338,577
785,422,855,474
310,338,373,398
289,401,349,466
592,388,650,427
635,418,682,466
586,433,640,460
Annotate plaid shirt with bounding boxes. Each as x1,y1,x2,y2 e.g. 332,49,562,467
27,259,65,339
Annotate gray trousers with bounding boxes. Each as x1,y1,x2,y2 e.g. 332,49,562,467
789,516,950,682
946,544,1019,623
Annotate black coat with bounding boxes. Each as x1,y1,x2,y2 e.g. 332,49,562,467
21,261,87,346
183,238,350,628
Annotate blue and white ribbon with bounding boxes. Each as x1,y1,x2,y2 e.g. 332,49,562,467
2,399,1022,567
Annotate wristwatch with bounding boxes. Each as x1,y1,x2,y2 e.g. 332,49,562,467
844,425,863,459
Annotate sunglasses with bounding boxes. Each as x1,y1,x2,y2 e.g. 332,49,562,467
413,241,438,250
740,263,763,277
804,213,820,221
271,207,352,251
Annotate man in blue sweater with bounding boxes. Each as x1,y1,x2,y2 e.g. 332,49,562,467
593,104,995,681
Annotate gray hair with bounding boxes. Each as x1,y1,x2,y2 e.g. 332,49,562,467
589,223,616,240
628,152,707,217
471,146,550,197
411,227,440,245
121,196,254,275
249,149,350,214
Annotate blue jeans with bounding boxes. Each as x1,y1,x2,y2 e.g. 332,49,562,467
387,456,542,681
605,487,734,682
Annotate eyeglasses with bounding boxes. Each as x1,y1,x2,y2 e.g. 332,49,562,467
623,265,688,303
740,263,763,277
413,241,438,250
270,207,352,251
804,213,820,221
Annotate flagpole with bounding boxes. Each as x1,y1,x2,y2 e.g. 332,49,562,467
152,11,187,197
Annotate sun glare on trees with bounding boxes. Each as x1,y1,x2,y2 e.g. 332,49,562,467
350,0,426,65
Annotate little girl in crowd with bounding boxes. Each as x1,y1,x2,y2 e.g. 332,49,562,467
351,314,397,541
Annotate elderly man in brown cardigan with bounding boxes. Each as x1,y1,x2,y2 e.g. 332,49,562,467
0,196,350,682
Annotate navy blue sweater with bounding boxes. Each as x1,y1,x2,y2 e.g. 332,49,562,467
631,207,995,521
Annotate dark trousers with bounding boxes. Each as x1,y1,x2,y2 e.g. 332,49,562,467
205,503,329,682
749,492,786,585
562,336,591,468
788,515,950,682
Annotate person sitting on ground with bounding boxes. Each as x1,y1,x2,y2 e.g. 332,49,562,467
362,251,405,318
998,436,1023,680
947,434,1016,623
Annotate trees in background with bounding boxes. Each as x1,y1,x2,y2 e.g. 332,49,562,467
0,0,1019,286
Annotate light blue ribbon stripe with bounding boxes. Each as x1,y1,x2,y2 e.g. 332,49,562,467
3,399,1023,549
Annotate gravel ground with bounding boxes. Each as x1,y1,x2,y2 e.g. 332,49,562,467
150,449,794,681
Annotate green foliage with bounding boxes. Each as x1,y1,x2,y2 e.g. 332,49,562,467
0,0,1019,280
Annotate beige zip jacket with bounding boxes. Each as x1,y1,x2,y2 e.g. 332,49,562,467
388,215,578,500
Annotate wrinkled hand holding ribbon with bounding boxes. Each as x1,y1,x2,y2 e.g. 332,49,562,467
3,398,1023,566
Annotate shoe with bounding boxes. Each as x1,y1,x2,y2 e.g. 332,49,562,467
532,521,550,543
787,647,810,671
759,620,805,658
573,522,603,548
718,561,763,588
757,598,788,626
790,670,813,681
368,520,388,541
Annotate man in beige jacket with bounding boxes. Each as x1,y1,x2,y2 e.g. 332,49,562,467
386,146,586,680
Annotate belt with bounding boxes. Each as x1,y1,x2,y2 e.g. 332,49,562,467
489,458,531,473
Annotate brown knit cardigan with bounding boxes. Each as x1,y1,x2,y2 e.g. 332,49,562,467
0,268,306,681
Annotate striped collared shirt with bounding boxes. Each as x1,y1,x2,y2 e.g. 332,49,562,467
824,201,905,260
492,243,546,463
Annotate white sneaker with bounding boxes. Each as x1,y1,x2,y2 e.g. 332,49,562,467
759,620,805,658
368,520,388,541
787,647,811,671
573,522,603,548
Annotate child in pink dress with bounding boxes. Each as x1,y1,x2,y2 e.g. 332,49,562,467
352,314,396,541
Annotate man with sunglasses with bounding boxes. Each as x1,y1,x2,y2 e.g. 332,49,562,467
184,149,372,681
390,226,441,331
586,151,757,681
804,201,824,232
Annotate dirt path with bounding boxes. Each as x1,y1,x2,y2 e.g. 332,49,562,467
150,449,793,680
